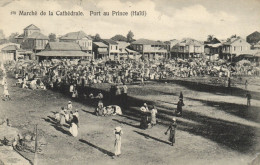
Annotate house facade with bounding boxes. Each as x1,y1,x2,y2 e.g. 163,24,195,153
204,38,222,61
171,38,204,59
15,24,49,56
220,37,251,61
0,43,20,62
93,42,109,59
59,31,92,54
21,32,49,53
102,39,119,60
130,39,167,60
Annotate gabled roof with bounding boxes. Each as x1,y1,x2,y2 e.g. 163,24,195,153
15,33,25,39
24,24,40,30
223,37,249,45
131,39,165,45
47,42,82,51
27,32,48,39
60,31,92,40
0,43,20,50
178,38,203,46
116,41,130,49
1,45,19,51
93,42,108,47
247,31,260,38
102,39,118,45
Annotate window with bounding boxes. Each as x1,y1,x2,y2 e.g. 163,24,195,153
116,46,118,50
241,46,242,51
140,45,143,50
111,45,112,49
234,46,236,51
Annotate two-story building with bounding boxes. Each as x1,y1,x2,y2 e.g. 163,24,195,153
221,37,251,62
116,41,139,60
204,38,222,61
167,39,179,59
59,31,92,54
130,39,167,60
21,32,49,53
16,24,41,44
14,24,49,60
102,39,119,60
92,42,109,59
171,38,204,59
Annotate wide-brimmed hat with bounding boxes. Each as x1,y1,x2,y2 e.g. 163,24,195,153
115,126,122,132
68,101,72,104
172,117,176,122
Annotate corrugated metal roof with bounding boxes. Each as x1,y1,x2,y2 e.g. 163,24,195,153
47,42,81,51
24,24,40,30
116,41,130,49
102,39,118,45
131,39,165,45
36,50,91,57
60,31,92,40
93,42,108,47
27,32,48,39
1,45,18,51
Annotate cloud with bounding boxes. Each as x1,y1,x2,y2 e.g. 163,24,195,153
0,0,259,41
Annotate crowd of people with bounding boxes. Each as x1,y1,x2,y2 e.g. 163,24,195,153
7,57,259,92
0,56,258,158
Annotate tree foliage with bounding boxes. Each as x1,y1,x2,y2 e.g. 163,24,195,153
111,34,127,41
48,33,56,42
8,32,19,43
94,33,101,41
207,35,214,42
127,30,134,42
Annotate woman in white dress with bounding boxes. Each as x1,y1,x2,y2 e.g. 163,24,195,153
114,126,123,157
3,83,10,100
69,114,79,137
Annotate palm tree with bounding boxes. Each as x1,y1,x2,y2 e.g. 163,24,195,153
207,35,214,42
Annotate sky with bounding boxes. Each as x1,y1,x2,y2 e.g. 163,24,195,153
0,0,260,41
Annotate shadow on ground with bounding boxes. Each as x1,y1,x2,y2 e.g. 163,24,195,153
79,139,114,156
39,81,260,154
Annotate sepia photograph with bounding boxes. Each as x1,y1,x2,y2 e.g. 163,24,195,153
0,0,260,164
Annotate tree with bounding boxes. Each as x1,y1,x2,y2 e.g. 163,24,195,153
227,34,237,42
230,34,237,38
111,34,127,41
94,33,101,41
8,32,19,43
0,29,7,44
207,35,214,42
127,30,134,42
48,33,56,42
0,29,5,40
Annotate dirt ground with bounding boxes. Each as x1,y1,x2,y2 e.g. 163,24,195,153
1,75,260,165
